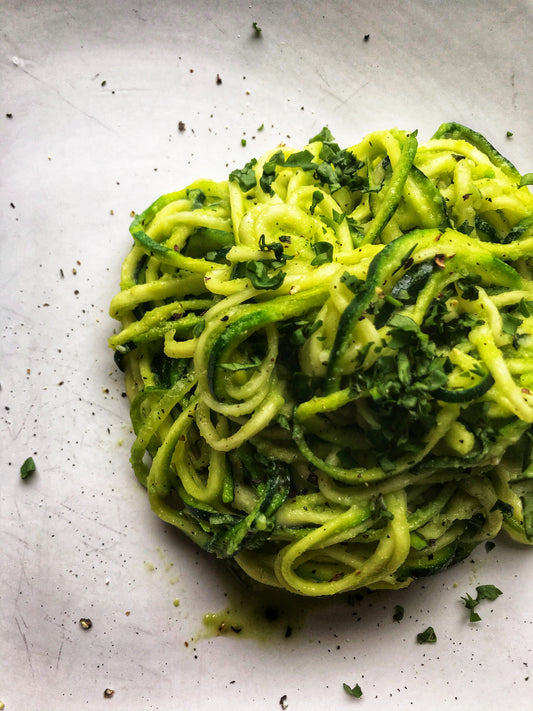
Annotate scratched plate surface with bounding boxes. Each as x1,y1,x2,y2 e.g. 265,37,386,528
1,1,532,709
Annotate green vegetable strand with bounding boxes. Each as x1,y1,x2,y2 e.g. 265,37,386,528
110,123,533,596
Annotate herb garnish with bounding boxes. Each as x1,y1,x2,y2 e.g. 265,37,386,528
416,626,437,644
343,682,363,698
461,584,503,622
393,605,404,622
20,456,36,479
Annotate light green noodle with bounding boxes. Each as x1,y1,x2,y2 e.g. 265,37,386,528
110,123,533,596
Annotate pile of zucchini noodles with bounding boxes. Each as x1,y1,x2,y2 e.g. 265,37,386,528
110,123,533,596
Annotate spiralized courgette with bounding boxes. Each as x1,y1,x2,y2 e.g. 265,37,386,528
110,123,533,596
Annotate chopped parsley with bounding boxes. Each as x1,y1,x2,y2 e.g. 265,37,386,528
393,605,404,622
416,626,437,644
20,456,36,479
461,584,503,622
229,158,258,191
343,682,363,698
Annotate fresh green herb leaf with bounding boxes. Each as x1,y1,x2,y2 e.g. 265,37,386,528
340,271,363,294
416,626,437,644
520,173,533,187
20,456,36,479
311,241,334,266
501,311,521,336
220,357,261,372
332,209,345,224
229,158,258,191
343,682,363,698
475,584,503,602
186,188,206,210
245,260,285,290
241,138,247,147
309,126,335,144
393,605,404,622
310,190,324,215
461,584,503,621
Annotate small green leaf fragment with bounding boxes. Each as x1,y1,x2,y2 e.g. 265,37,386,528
252,21,262,36
20,457,36,479
475,584,503,602
416,626,437,644
520,173,533,187
343,682,363,698
393,605,404,622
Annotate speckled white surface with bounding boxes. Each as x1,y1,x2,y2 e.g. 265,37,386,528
1,1,532,709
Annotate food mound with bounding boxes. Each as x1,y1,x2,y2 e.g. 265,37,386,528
110,123,533,596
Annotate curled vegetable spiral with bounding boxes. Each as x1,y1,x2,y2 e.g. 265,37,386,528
110,123,533,596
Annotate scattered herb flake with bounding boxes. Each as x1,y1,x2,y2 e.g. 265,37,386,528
393,605,404,622
343,682,363,698
416,626,437,644
20,456,36,479
241,138,247,147
252,21,262,36
461,584,503,622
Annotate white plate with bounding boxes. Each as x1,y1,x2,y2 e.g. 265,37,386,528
2,1,532,709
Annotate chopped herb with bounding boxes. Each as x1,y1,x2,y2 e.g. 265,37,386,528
252,21,262,36
476,584,503,601
340,271,363,294
186,188,206,210
461,584,503,621
520,173,533,187
229,158,258,191
416,626,437,644
393,605,404,622
241,138,247,147
20,456,36,479
343,682,363,698
220,357,261,372
310,190,324,214
311,241,334,266
506,131,514,137
245,259,285,290
257,123,264,132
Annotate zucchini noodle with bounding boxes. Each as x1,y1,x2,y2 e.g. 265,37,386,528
110,123,533,596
